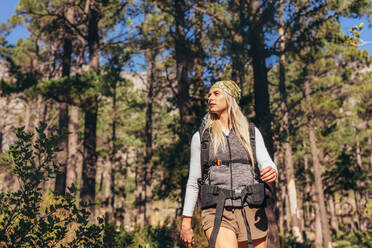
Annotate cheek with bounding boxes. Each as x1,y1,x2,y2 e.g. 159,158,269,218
217,95,228,108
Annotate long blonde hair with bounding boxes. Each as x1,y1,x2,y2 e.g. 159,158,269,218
201,91,255,165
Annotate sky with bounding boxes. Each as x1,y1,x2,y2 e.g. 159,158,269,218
1,1,371,72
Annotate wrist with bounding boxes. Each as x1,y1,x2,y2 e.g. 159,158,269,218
182,216,192,228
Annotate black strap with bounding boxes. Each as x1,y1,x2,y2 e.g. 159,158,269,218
205,185,260,248
249,123,263,182
207,159,250,166
200,127,211,184
249,123,256,164
200,121,262,248
208,190,227,248
242,207,254,248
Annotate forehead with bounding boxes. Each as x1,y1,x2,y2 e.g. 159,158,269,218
208,87,224,94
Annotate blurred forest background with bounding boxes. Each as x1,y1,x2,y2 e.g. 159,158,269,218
0,0,371,247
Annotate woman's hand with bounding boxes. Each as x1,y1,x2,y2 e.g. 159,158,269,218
180,216,194,248
260,167,277,183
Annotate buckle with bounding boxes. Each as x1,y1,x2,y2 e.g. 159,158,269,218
231,189,242,199
213,159,222,166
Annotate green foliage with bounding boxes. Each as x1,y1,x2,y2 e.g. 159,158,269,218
0,122,104,247
37,70,101,107
333,204,372,247
102,224,175,248
333,230,372,248
279,232,313,248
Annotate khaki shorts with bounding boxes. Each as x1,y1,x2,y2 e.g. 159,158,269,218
201,206,268,242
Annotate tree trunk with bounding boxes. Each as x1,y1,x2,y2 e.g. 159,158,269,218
249,2,273,154
278,0,303,241
174,0,192,133
305,80,332,248
303,146,311,232
192,1,205,95
81,99,98,217
81,0,100,218
144,47,155,225
0,99,4,153
66,105,79,191
134,166,145,226
55,102,69,194
66,34,84,192
248,1,278,246
174,0,193,210
329,194,338,234
284,188,291,233
368,135,372,168
314,198,323,246
354,127,364,230
105,83,117,223
55,3,74,195
278,154,286,232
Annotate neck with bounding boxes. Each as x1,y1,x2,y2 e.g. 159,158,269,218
218,110,231,131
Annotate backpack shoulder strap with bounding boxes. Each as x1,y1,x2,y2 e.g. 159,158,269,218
198,114,211,184
249,122,262,181
199,126,210,165
248,122,256,163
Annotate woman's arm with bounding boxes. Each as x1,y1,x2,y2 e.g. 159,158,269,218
255,127,278,177
180,132,200,247
182,131,201,217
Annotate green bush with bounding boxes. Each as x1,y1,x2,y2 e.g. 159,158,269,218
0,123,104,247
279,231,313,248
333,230,372,248
109,225,174,248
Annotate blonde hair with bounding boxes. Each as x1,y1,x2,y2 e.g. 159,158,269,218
201,91,255,165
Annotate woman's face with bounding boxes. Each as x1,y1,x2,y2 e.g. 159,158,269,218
208,87,228,115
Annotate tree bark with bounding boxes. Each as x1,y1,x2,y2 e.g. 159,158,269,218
278,0,303,241
192,1,205,94
314,195,323,247
81,99,98,216
55,102,69,194
248,1,278,246
134,166,145,226
329,194,338,234
368,135,372,168
174,0,192,133
305,80,332,248
303,146,311,231
144,47,155,225
105,75,117,223
66,36,84,192
173,0,193,209
0,96,10,153
55,3,74,195
0,99,4,153
278,154,286,233
80,0,100,218
354,127,365,230
66,105,79,190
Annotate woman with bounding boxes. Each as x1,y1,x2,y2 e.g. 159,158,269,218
180,80,277,248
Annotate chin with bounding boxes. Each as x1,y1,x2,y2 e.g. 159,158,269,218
209,109,217,114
